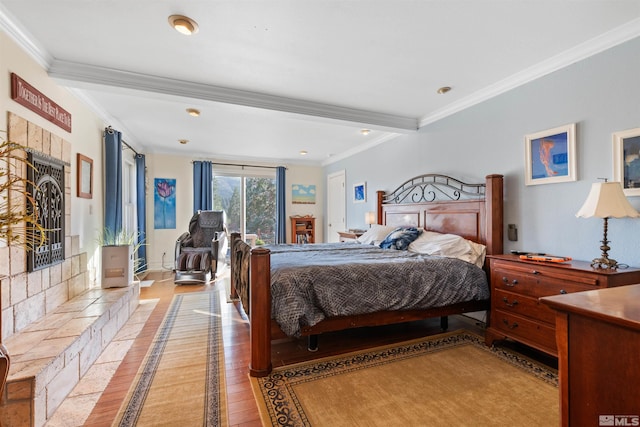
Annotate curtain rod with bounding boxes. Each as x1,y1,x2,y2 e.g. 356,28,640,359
122,140,140,156
196,161,286,170
105,126,140,156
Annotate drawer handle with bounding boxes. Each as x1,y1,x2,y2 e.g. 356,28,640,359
502,297,519,307
560,289,567,294
505,279,518,287
502,319,519,329
531,270,540,275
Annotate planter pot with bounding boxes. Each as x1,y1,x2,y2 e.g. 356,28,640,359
102,245,133,288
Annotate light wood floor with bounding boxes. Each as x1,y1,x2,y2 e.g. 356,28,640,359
82,269,554,426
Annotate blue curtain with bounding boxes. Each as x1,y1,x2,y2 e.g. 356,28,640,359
104,128,123,238
135,154,147,272
275,166,286,243
193,160,213,213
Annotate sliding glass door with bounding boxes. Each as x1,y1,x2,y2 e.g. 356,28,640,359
213,169,276,246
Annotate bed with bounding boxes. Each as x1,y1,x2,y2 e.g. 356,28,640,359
231,173,503,377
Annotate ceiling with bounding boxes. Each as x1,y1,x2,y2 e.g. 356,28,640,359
2,1,640,166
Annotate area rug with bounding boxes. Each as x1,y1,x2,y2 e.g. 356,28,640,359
113,291,228,426
251,330,558,427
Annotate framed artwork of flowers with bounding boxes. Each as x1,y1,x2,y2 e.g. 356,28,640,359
154,178,176,229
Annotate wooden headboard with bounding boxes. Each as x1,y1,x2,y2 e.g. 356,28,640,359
376,174,503,255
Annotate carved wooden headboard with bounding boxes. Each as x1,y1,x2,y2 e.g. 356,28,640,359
377,174,503,255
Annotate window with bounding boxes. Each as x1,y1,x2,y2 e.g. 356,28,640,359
213,167,276,246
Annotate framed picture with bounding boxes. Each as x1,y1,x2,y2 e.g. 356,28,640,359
154,178,177,229
613,127,640,197
524,123,576,186
292,184,317,204
353,182,366,203
77,153,93,199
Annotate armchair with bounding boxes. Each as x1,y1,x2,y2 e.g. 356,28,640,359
174,210,228,284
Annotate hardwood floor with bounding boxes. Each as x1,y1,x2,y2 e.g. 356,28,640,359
83,269,553,426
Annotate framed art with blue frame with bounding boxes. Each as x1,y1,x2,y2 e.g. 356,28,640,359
613,127,640,197
524,123,576,186
353,182,366,203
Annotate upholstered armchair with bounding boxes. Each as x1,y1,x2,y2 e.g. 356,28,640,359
174,210,228,284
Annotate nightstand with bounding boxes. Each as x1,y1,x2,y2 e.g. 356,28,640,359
337,231,364,242
485,254,640,356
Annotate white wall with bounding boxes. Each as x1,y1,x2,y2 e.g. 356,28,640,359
1,30,105,284
143,154,325,270
326,36,640,267
286,164,324,243
143,153,192,271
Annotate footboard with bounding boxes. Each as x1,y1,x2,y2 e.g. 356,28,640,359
230,233,251,313
229,233,273,377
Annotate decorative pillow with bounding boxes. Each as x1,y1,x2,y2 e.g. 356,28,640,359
408,230,486,267
379,227,423,250
356,224,397,245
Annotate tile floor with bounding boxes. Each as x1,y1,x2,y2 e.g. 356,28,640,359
43,298,159,427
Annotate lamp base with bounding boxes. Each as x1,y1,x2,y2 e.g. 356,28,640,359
591,256,619,269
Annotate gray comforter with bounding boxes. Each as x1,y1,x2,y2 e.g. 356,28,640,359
266,243,489,337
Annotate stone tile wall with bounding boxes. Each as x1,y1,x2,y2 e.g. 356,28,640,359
1,112,88,342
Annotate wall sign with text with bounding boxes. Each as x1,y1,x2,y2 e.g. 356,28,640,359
10,73,72,132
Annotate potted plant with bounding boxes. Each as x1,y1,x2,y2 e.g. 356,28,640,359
97,228,145,288
0,137,45,251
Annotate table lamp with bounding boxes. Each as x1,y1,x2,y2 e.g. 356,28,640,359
575,180,640,269
365,211,376,228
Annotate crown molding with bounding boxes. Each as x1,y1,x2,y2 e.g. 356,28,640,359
48,60,418,132
0,3,52,68
420,18,640,128
321,132,401,166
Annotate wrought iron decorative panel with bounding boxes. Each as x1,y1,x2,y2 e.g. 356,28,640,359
27,151,65,272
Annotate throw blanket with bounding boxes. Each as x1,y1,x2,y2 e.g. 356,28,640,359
266,243,489,337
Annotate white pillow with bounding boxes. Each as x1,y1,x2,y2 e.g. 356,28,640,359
408,230,486,267
356,224,397,245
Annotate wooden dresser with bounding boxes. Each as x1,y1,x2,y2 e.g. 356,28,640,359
541,285,640,427
485,254,640,356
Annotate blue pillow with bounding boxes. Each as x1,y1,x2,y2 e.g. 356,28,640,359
379,227,422,250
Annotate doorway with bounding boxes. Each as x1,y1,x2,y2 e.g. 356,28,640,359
326,170,346,243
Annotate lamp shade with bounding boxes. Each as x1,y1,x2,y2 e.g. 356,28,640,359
365,211,376,225
576,181,640,219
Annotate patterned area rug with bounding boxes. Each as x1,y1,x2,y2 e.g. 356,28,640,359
113,291,228,426
251,330,558,427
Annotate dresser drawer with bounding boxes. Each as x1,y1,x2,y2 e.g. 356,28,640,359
493,309,557,352
486,255,640,356
491,259,603,287
492,268,594,298
492,288,555,324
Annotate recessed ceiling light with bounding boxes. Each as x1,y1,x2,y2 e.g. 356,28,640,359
361,129,371,136
437,86,452,95
299,150,308,156
186,108,200,117
179,139,189,145
168,15,199,35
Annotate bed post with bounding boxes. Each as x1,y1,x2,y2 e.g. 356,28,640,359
249,247,272,377
484,174,504,255
376,190,385,225
229,232,240,301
